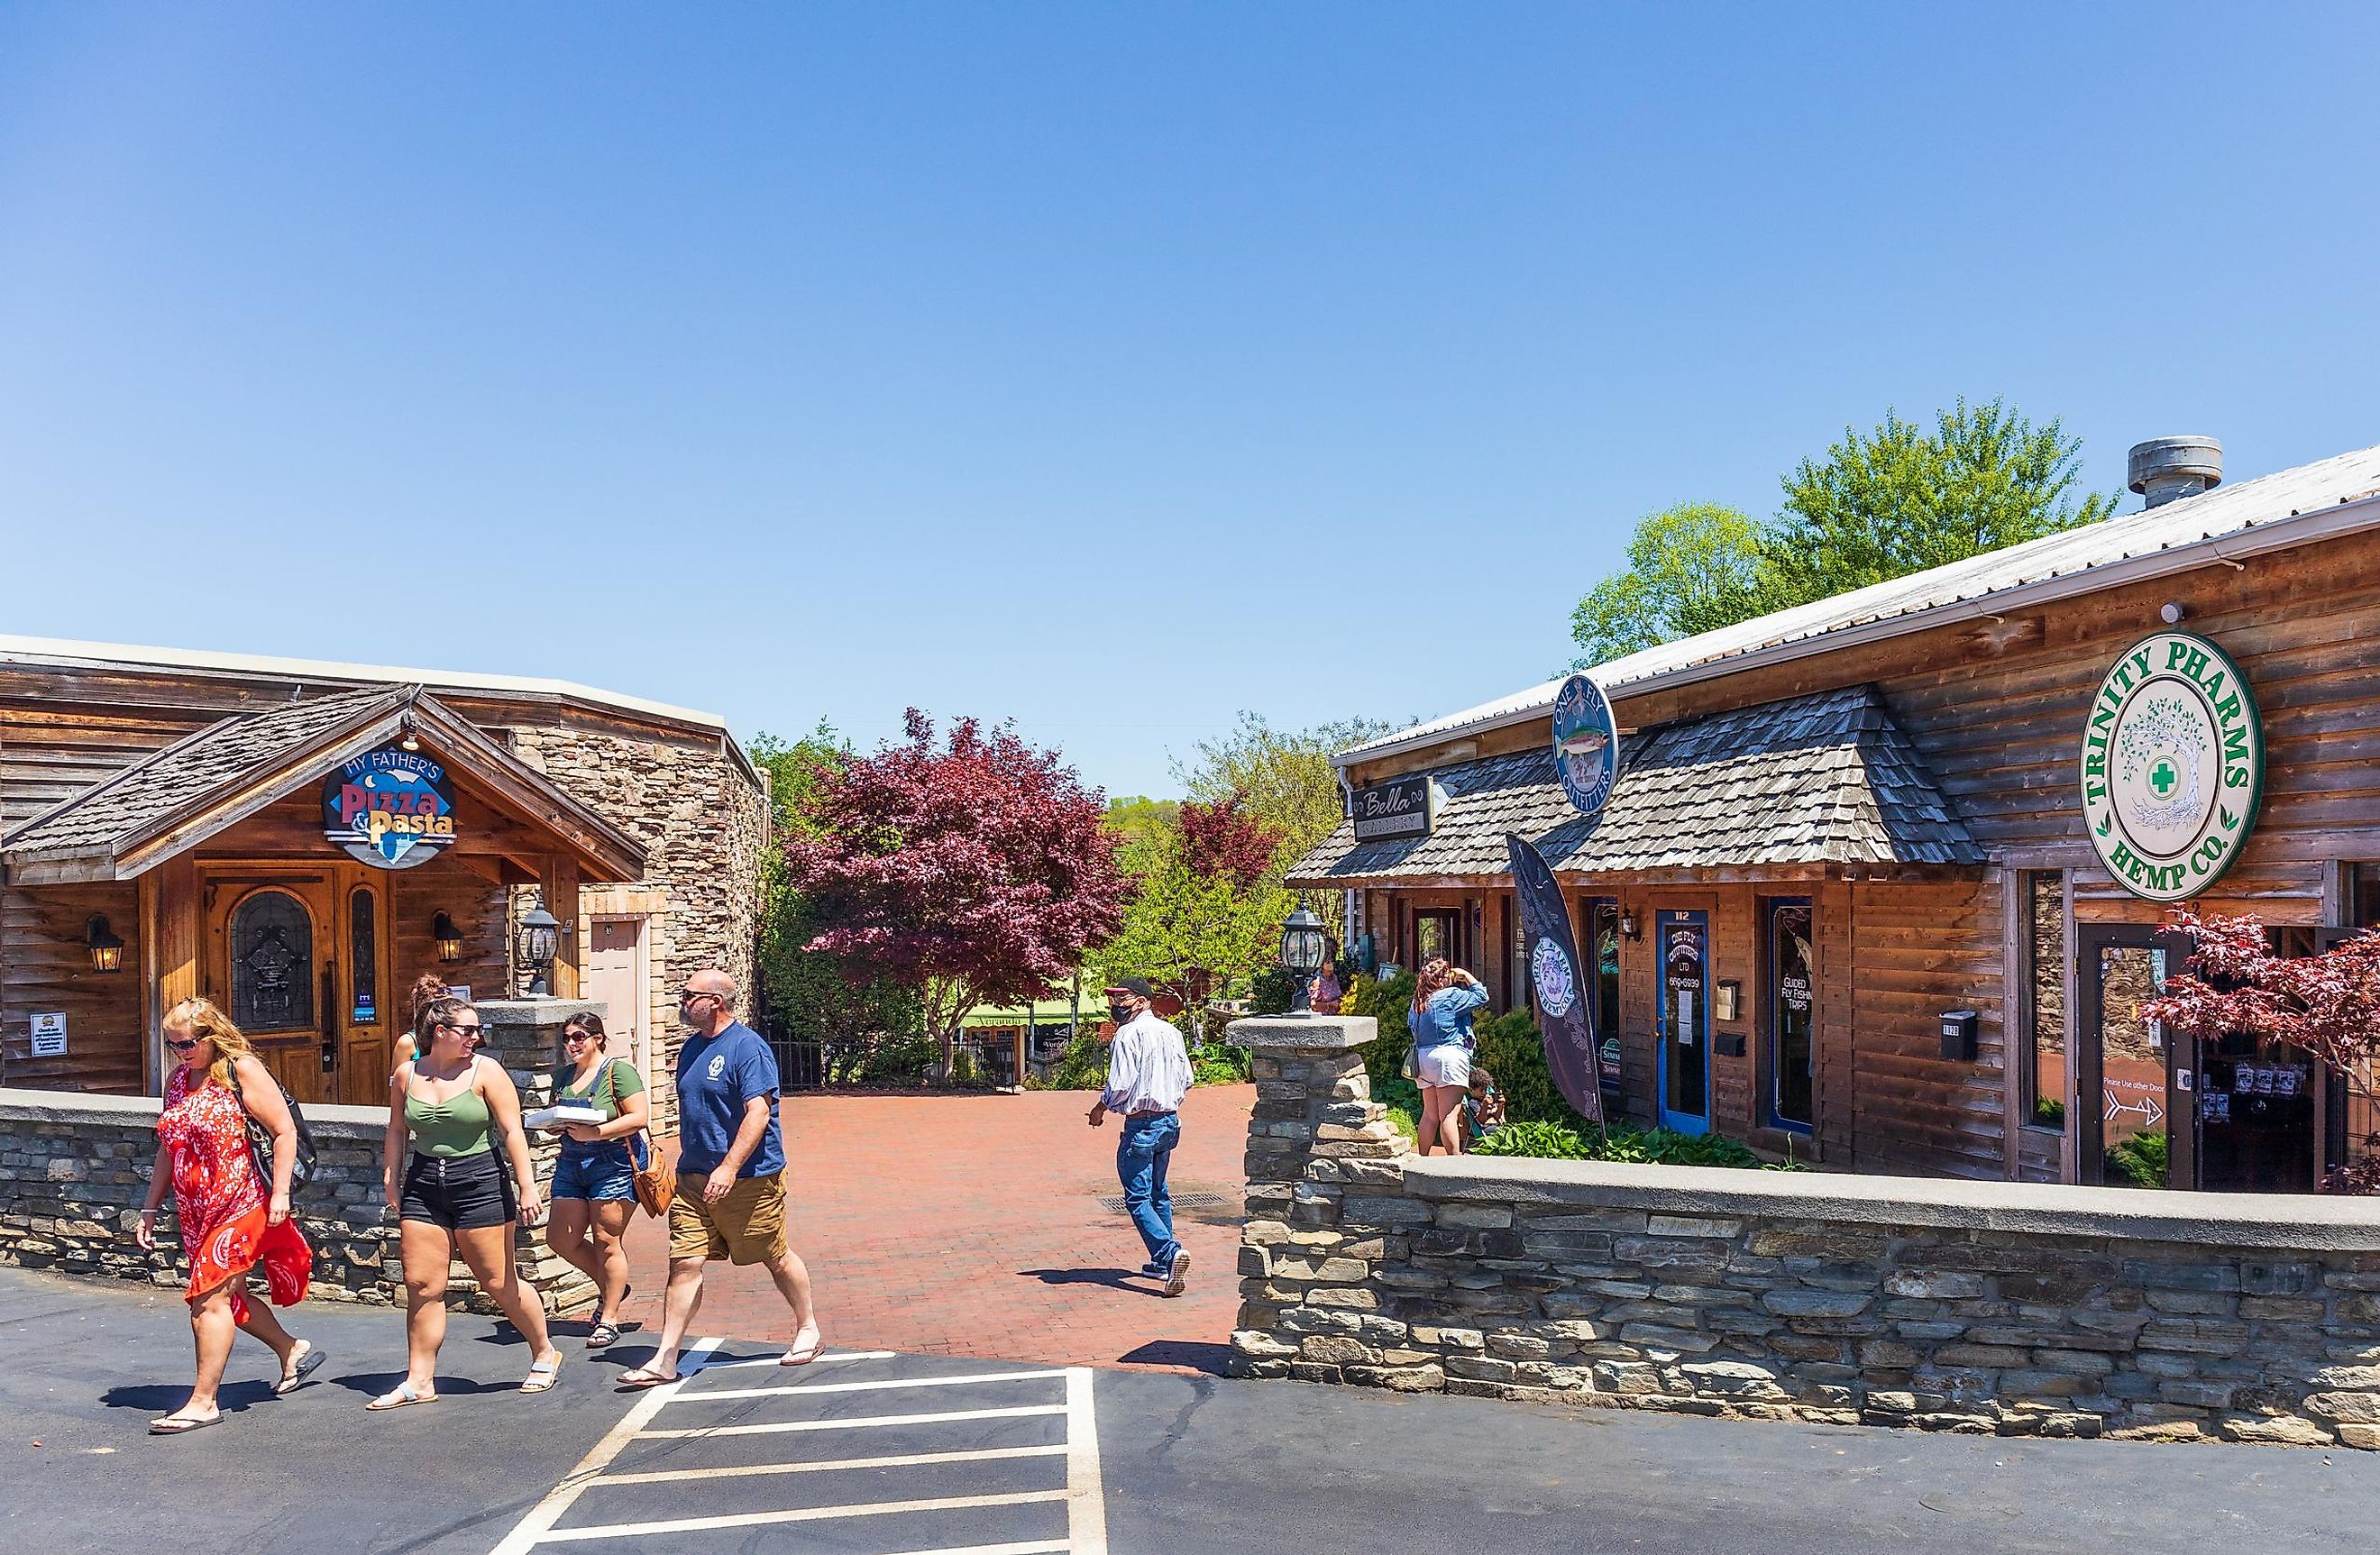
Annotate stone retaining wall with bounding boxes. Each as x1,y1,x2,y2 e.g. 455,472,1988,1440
1226,1015,2380,1449
0,999,621,1315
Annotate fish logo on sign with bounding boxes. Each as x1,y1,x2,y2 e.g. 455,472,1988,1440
321,745,458,870
1552,673,1619,815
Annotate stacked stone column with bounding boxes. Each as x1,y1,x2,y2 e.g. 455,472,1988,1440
1226,1014,1438,1388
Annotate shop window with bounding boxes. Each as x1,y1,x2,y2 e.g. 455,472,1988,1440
231,890,314,1034
1414,909,1460,966
1766,900,1815,1132
1586,898,1622,1092
2023,871,2067,1131
349,887,380,1025
2353,864,2380,929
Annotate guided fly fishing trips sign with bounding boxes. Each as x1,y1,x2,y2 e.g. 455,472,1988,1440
2080,630,2264,902
323,746,458,870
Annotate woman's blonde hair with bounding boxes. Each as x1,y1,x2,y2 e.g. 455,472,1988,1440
163,998,257,1090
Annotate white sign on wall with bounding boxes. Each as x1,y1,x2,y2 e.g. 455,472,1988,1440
31,1011,67,1057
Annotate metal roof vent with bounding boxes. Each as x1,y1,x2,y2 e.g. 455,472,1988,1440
2128,436,2223,509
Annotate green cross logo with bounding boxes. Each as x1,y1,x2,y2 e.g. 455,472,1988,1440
2149,758,2178,798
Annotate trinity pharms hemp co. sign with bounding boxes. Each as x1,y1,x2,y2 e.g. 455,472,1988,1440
2080,630,2265,903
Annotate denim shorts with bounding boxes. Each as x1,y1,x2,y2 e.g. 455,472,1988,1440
1416,1041,1472,1088
551,1142,636,1203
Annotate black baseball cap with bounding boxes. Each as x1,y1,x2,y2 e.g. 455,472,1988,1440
1105,977,1155,1000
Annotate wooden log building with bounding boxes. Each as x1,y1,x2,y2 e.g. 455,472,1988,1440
1287,437,2380,1191
0,638,768,1121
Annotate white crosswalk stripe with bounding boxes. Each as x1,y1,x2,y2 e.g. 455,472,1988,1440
490,1341,1107,1554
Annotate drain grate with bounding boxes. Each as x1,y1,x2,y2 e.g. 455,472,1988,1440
1097,1190,1235,1214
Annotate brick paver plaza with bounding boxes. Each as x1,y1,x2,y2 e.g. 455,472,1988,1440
618,1082,1252,1373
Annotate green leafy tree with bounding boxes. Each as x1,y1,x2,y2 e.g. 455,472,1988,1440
1174,712,1396,942
1103,794,1179,844
1762,398,2116,605
1567,400,2117,667
1096,823,1294,1044
747,726,929,1080
1569,501,1766,665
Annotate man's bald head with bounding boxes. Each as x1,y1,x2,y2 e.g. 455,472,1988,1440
679,967,739,1035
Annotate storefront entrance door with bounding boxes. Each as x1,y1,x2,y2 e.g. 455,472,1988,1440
2075,925,2174,1188
201,865,394,1107
1657,910,1711,1136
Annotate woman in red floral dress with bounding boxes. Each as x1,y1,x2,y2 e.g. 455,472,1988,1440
136,998,321,1433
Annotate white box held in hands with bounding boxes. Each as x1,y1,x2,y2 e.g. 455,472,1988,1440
526,1102,605,1130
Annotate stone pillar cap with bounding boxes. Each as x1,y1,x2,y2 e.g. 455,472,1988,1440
1225,1014,1378,1053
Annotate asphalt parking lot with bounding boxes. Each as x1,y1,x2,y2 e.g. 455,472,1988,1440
5,1267,2375,1555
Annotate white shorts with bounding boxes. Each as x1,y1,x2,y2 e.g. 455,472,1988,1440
1415,1043,1471,1089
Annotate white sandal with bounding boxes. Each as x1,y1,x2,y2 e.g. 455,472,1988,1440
521,1355,563,1394
366,1382,436,1410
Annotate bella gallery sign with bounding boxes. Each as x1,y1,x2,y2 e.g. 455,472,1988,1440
2081,630,2264,902
1352,774,1434,841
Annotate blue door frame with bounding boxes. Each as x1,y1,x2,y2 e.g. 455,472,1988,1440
1657,910,1712,1136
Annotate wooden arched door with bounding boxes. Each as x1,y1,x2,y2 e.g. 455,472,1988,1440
200,865,396,1106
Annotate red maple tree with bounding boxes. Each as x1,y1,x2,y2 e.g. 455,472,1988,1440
2140,907,2380,1192
1176,789,1283,892
783,709,1130,1072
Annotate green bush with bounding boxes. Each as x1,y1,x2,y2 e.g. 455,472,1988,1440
1345,972,1415,1097
1039,1031,1109,1091
1472,1010,1594,1130
1470,1119,1589,1159
1248,965,1297,1017
1472,1119,1801,1171
2106,1130,2168,1189
1192,1041,1252,1086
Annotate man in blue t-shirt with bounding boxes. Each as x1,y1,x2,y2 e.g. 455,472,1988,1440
619,968,820,1386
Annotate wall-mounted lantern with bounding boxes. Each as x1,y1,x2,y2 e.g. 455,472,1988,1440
86,914,124,974
517,895,562,997
432,911,464,965
1618,909,1642,941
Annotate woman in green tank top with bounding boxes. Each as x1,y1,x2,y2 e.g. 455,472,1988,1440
371,996,562,1410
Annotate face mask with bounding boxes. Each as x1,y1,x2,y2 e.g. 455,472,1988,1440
1108,1002,1132,1025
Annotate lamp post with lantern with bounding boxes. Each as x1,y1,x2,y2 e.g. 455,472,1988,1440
1279,905,1328,1016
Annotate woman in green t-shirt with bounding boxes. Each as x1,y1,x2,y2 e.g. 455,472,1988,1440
542,1011,650,1348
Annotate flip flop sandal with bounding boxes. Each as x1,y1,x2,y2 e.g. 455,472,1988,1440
615,1367,678,1390
587,1322,620,1349
149,1411,222,1435
366,1383,436,1411
521,1357,564,1394
275,1342,328,1395
779,1330,824,1367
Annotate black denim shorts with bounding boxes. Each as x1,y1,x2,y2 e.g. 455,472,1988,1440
399,1150,516,1230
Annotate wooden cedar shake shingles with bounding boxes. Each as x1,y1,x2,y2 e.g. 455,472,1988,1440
1286,685,1983,884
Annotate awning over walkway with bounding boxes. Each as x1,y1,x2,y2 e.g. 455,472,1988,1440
1,685,646,885
1286,685,1982,886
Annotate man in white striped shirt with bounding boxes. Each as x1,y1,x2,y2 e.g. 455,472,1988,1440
1087,977,1195,1296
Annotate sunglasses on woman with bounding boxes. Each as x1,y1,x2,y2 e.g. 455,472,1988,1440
563,1029,597,1046
166,1036,204,1053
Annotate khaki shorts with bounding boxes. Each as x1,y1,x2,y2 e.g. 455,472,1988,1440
668,1170,789,1266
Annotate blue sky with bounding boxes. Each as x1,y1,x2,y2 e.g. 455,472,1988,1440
4,5,2376,800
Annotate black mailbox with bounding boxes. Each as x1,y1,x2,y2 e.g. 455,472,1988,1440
1940,1009,1979,1061
1715,1031,1747,1057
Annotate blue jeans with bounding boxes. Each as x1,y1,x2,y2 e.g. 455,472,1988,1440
1116,1111,1181,1267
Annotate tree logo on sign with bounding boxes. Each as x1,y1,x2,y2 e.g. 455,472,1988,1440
2079,631,2264,903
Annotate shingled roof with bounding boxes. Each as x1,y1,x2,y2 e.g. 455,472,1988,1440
1286,685,1982,884
2,684,647,884
2,687,409,862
